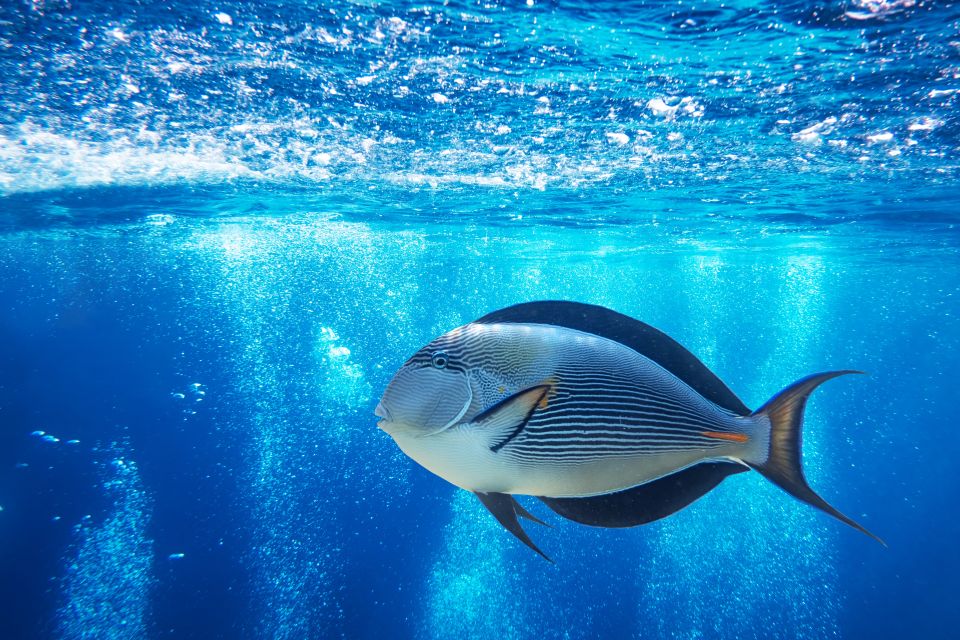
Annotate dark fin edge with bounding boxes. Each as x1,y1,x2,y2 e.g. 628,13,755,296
513,499,551,527
475,301,751,416
474,492,553,562
749,370,886,546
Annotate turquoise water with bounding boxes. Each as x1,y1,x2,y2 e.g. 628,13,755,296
1,1,958,639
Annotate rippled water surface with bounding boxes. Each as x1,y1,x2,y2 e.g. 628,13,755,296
1,1,958,639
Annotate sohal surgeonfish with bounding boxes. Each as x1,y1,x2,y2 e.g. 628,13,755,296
376,301,883,561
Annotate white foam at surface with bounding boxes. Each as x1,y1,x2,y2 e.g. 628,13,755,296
0,127,256,194
647,98,678,119
908,117,941,132
867,131,894,143
792,116,838,145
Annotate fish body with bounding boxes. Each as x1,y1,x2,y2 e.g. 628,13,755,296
377,301,882,560
386,322,764,498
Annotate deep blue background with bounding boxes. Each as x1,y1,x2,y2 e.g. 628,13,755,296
1,214,957,639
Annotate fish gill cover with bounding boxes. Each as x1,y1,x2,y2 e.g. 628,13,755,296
0,1,958,640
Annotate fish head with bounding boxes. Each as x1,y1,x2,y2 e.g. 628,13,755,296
376,327,475,439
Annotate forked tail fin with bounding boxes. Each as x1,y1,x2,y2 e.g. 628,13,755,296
748,370,885,546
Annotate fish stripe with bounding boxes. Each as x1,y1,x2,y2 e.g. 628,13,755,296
530,403,732,430
547,391,707,414
531,403,734,428
499,448,705,462
547,382,711,403
521,429,727,445
524,425,729,445
505,429,729,452
519,425,722,439
509,440,721,453
512,436,721,451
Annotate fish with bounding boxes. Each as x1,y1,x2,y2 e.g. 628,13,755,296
376,301,883,561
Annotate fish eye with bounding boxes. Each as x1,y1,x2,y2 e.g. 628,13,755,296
431,352,449,369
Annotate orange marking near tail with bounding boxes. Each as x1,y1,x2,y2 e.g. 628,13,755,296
702,431,749,443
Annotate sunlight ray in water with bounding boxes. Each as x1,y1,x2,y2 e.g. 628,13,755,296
188,220,437,636
198,225,347,638
425,492,528,640
635,253,838,639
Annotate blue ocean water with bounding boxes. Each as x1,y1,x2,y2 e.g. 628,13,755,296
1,0,958,638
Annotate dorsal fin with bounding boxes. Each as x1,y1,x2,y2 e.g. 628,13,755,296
475,301,750,415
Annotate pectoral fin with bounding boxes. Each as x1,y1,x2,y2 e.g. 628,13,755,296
474,491,552,562
471,385,551,453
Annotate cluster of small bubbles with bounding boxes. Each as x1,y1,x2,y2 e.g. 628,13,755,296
315,326,371,427
194,224,382,637
57,443,154,640
425,492,527,640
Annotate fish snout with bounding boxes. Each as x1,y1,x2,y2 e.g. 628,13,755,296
377,365,473,436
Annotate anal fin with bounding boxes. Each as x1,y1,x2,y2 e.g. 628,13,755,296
538,462,747,528
474,492,553,562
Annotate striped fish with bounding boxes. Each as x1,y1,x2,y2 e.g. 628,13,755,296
376,301,883,561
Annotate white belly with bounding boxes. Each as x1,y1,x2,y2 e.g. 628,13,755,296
390,427,714,498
